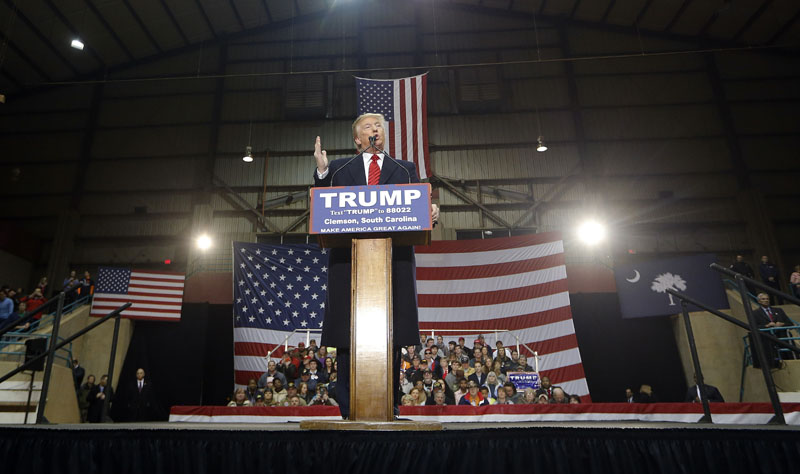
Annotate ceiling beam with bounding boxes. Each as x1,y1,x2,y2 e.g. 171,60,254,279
633,0,655,26
42,0,106,68
83,0,135,61
260,0,273,23
767,6,800,45
664,0,693,32
3,0,80,76
732,0,773,43
600,0,616,23
159,0,190,46
193,0,218,39
228,0,246,31
122,0,163,53
0,30,52,81
697,4,723,37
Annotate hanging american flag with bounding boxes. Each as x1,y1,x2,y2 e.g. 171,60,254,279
90,267,185,322
233,242,327,387
415,233,591,402
356,74,431,180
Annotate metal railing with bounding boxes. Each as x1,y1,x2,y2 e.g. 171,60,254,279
0,292,131,424
667,264,800,425
264,328,323,359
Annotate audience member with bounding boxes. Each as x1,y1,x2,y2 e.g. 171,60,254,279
791,265,800,299
307,358,327,386
636,384,656,403
458,381,489,406
754,292,795,361
298,382,313,405
685,374,725,403
536,393,549,404
401,394,414,406
468,361,487,387
62,271,80,304
503,382,523,403
429,388,448,406
259,360,287,389
36,277,48,296
78,271,95,300
309,385,338,406
483,371,502,398
550,387,569,404
479,386,495,405
409,387,426,406
536,376,553,399
495,387,514,405
569,395,581,404
87,375,113,422
453,378,468,404
285,383,307,406
730,255,755,279
624,388,635,403
278,353,298,381
493,341,511,359
491,360,507,384
0,290,13,326
514,355,534,372
262,389,275,406
20,288,46,320
253,393,266,407
521,388,536,405
398,370,413,396
287,395,303,407
245,378,262,405
78,375,95,422
72,359,85,390
272,378,288,405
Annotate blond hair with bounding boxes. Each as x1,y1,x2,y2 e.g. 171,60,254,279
351,113,386,150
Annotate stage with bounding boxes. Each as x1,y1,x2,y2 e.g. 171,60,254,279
2,405,800,474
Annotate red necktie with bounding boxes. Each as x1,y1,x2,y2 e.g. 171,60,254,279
368,155,380,185
766,308,774,322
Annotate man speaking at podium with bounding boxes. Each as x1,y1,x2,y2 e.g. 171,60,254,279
313,113,439,418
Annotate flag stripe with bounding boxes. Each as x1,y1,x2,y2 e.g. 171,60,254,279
408,78,419,173
417,306,574,331
91,294,183,303
416,255,565,280
418,280,569,308
417,265,567,293
418,291,571,321
420,74,430,178
416,241,564,267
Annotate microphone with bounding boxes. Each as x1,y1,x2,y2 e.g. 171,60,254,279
369,135,376,149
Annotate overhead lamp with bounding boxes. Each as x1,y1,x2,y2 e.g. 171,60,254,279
536,136,548,152
242,145,253,163
71,39,85,50
196,234,212,250
576,220,607,246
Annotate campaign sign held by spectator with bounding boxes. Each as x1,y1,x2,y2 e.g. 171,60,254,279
508,372,540,391
309,183,431,234
614,253,729,319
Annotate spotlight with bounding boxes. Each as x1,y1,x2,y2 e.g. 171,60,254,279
196,234,212,250
536,136,547,152
71,39,85,50
576,220,606,246
242,146,253,163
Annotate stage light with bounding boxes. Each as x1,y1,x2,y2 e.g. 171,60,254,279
71,39,85,50
196,234,212,250
536,136,547,152
242,146,253,163
576,220,606,246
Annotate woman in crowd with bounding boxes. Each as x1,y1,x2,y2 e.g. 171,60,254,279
298,382,313,405
262,389,275,406
401,394,414,406
521,388,537,405
323,357,335,378
483,371,502,398
227,388,250,407
536,393,549,404
491,360,507,384
409,387,426,406
569,395,582,404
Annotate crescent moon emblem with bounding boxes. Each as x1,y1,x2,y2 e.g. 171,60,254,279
626,270,641,283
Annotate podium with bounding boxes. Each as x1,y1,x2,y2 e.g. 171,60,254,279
302,184,441,429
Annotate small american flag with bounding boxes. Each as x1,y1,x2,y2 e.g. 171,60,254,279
233,242,328,386
356,74,431,180
90,267,185,322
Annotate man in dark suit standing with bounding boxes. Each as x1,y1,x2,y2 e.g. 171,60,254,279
72,359,85,391
313,113,439,418
127,368,158,421
685,374,725,403
87,374,113,423
759,256,783,304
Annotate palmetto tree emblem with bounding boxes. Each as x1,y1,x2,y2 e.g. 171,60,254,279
650,273,687,306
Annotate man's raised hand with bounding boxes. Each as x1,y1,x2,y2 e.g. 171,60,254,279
314,136,328,173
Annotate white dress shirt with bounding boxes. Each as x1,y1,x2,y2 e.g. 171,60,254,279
316,152,384,183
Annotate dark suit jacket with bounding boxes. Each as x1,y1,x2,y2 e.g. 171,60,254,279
685,384,725,403
313,153,420,348
468,372,487,387
127,380,158,421
754,305,793,339
87,384,113,423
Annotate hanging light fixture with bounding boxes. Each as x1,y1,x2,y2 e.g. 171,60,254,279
70,38,85,50
242,121,254,163
242,145,253,163
536,136,547,152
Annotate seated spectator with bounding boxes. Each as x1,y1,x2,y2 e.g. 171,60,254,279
536,376,554,399
480,387,496,405
569,395,581,404
445,361,460,392
278,353,298,381
36,277,48,295
453,378,469,405
495,350,513,374
520,388,536,405
11,301,30,332
791,265,800,299
536,393,549,404
287,395,303,407
272,378,288,405
310,385,339,406
298,382,313,405
62,271,80,304
482,371,502,398
453,345,469,365
637,384,656,403
503,382,523,403
550,387,568,404
323,357,335,379
307,358,327,386
259,360,287,389
401,394,414,406
428,388,448,406
78,271,94,301
491,360,507,384
405,356,424,385
495,387,514,405
458,381,489,406
262,389,275,406
493,340,511,359
284,382,307,406
514,355,534,372
398,370,412,395
409,387,426,406
253,393,266,407
244,378,261,405
0,289,13,326
468,361,487,386
327,372,338,402
227,388,250,407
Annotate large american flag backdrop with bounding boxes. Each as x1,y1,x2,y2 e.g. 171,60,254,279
356,74,432,180
90,267,185,321
415,233,590,401
232,234,589,401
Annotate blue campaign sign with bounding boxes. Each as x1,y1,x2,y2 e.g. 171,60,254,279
309,183,432,234
507,372,540,391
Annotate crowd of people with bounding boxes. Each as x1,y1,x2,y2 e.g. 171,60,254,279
0,270,95,331
233,334,582,408
730,255,800,303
